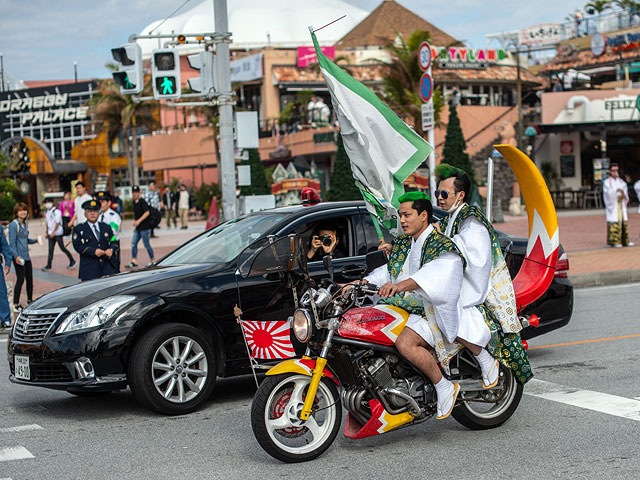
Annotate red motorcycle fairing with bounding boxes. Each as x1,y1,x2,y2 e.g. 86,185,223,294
344,399,415,439
338,304,411,346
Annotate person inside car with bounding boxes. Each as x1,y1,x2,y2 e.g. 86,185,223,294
307,222,343,262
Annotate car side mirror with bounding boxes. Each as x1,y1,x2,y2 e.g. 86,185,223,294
365,249,387,274
323,254,334,282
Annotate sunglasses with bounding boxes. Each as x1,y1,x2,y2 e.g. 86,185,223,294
434,190,456,200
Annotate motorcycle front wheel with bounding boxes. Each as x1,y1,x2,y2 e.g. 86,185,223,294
251,373,342,463
452,363,523,430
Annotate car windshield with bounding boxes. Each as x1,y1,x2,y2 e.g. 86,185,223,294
157,213,287,266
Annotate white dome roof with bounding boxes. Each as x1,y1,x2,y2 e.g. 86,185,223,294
139,0,369,55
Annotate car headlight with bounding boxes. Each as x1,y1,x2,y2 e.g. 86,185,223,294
55,295,136,334
293,309,313,343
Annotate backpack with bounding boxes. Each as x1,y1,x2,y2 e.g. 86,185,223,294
147,206,162,229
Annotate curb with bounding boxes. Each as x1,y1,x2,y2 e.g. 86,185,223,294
569,269,640,288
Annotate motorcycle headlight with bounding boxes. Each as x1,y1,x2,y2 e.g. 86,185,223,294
293,309,313,343
55,295,136,334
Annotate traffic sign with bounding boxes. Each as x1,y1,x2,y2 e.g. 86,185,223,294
421,102,434,131
418,41,432,72
418,73,433,103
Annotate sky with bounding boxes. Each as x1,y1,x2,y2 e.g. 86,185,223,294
0,0,587,84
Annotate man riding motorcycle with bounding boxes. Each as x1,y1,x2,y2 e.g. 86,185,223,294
362,191,495,419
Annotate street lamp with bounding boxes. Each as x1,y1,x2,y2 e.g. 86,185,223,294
74,60,78,83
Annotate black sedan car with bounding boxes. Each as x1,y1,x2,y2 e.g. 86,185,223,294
7,201,573,414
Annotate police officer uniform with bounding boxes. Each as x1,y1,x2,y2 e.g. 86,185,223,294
96,192,122,271
72,199,118,281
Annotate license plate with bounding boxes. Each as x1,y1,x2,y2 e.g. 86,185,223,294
14,355,30,380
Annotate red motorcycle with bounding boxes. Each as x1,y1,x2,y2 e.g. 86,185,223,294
239,237,525,463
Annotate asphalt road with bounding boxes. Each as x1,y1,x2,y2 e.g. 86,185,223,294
1,283,639,480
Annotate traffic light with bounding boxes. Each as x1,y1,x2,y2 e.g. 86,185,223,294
111,43,143,95
187,51,217,97
152,49,181,100
20,141,30,172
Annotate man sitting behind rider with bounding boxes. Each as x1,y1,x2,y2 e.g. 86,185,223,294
435,164,531,386
307,222,342,262
363,192,491,420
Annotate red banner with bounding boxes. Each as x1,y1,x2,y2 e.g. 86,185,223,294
205,196,219,230
297,46,335,67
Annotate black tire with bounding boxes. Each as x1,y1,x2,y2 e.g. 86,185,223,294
452,363,523,430
128,323,217,415
251,373,342,463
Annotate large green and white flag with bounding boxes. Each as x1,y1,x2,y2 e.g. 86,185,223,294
311,31,433,235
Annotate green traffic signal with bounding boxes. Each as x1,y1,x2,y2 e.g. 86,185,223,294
155,76,177,96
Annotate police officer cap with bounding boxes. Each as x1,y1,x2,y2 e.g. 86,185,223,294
82,199,100,211
96,191,111,202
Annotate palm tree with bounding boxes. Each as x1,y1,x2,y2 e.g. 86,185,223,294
378,30,445,136
585,0,612,32
89,78,157,186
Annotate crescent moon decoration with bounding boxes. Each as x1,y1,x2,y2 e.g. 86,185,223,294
494,144,560,312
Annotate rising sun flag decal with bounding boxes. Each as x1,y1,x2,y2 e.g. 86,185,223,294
240,321,296,360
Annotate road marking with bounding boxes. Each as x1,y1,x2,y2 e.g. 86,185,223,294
529,333,640,350
0,424,43,434
526,379,640,422
0,446,34,462
0,339,7,343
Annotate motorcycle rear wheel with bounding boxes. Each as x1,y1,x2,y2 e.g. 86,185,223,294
452,363,523,430
251,373,342,463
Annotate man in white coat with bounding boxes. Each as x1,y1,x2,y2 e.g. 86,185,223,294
363,192,491,420
603,164,633,247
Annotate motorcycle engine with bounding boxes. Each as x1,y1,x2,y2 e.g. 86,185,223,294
366,357,424,410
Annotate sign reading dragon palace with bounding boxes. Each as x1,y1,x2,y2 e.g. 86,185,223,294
0,93,89,125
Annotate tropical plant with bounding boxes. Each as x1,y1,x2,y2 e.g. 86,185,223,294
89,75,157,187
442,105,475,188
239,148,270,196
326,133,361,201
585,0,612,31
194,182,221,213
0,150,18,221
378,30,446,135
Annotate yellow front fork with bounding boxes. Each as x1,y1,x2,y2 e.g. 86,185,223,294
299,357,327,421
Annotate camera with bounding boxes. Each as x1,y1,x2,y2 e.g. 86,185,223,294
320,235,333,247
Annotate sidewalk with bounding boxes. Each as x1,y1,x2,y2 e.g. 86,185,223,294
3,219,207,314
495,209,640,288
2,208,639,327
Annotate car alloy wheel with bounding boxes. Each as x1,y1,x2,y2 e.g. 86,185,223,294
151,335,209,403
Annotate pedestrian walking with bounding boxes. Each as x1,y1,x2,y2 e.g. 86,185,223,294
178,184,191,230
42,199,76,271
97,191,122,272
126,186,155,268
8,203,38,312
161,185,178,228
112,190,124,214
144,180,161,238
69,181,92,227
72,199,118,281
603,164,633,247
59,191,74,237
0,225,13,328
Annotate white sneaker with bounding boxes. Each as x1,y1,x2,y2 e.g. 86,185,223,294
627,242,635,247
481,358,500,389
436,382,460,420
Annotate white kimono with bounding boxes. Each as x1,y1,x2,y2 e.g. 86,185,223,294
634,180,640,214
365,225,490,351
445,205,494,347
603,177,629,223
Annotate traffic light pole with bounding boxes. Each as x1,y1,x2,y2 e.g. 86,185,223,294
214,0,237,221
